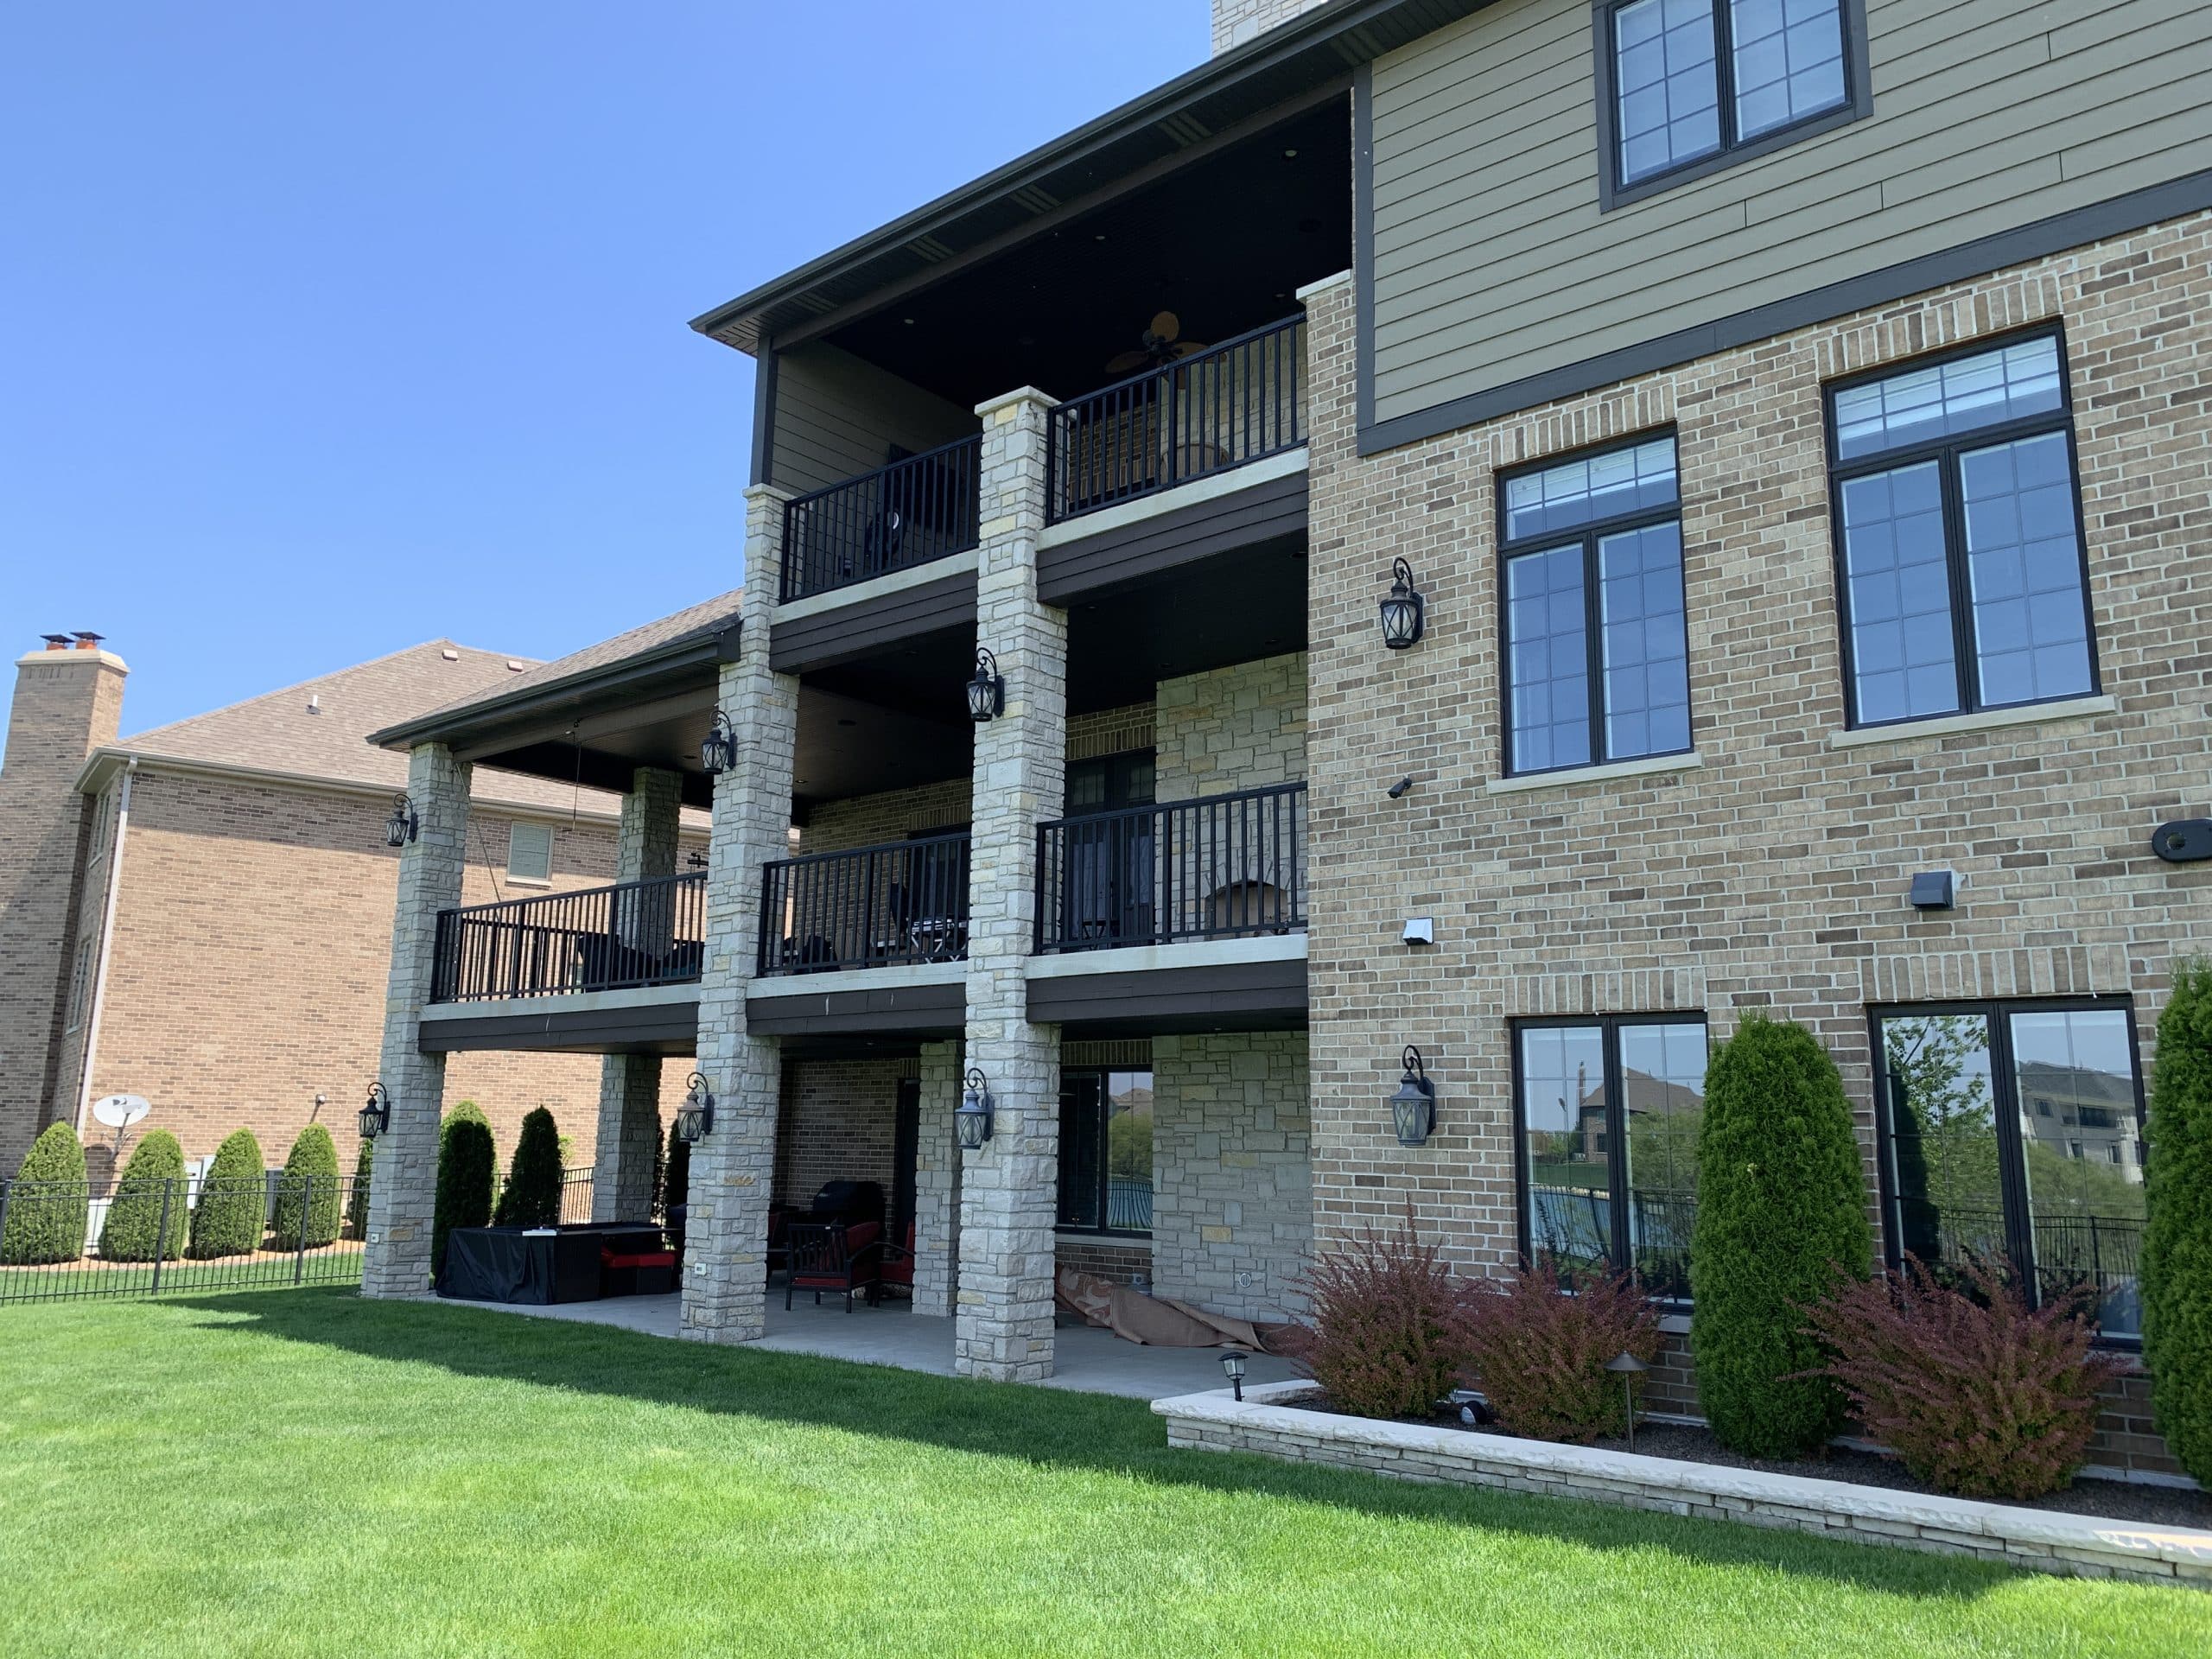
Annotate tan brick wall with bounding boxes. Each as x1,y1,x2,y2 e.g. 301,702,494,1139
773,1056,908,1212
1300,213,2212,1474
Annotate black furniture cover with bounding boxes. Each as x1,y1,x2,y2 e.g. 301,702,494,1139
437,1224,665,1305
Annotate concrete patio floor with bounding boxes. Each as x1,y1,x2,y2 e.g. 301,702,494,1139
440,1290,1302,1400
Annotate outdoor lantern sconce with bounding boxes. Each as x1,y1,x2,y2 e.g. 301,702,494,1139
676,1073,716,1144
1220,1348,1249,1402
1389,1046,1437,1147
1379,557,1425,649
956,1068,995,1149
700,710,737,777
359,1083,391,1142
385,793,418,849
966,649,1005,723
1606,1351,1650,1452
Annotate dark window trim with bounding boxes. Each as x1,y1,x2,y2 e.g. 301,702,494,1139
1592,0,1872,213
1495,429,1693,779
1056,1065,1154,1239
1510,1010,1708,1300
1823,323,2102,730
1867,995,2145,1349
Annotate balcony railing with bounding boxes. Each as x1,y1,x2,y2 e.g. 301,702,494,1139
431,872,708,1004
1036,781,1307,953
1046,315,1306,524
780,434,982,603
758,831,971,976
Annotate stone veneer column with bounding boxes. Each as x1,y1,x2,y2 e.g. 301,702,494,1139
594,766,683,1223
679,485,798,1343
912,1039,963,1318
957,387,1065,1381
362,741,471,1297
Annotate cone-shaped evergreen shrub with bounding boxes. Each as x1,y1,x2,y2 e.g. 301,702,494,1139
432,1103,495,1281
188,1128,267,1259
3,1122,89,1265
270,1124,343,1250
2144,958,2212,1484
663,1117,690,1217
345,1137,373,1241
494,1107,563,1228
100,1130,188,1262
1690,1014,1872,1457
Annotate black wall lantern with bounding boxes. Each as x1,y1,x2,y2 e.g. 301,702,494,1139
359,1082,391,1141
1389,1046,1437,1147
966,649,1005,723
1380,557,1425,649
385,793,418,849
676,1072,716,1144
700,710,736,777
956,1068,995,1149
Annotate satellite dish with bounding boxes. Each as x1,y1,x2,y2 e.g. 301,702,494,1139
92,1094,150,1129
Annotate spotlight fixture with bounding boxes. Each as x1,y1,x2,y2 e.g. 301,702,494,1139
1606,1351,1650,1452
1389,1046,1437,1147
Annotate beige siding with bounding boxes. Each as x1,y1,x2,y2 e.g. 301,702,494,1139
770,342,976,496
1368,0,2212,426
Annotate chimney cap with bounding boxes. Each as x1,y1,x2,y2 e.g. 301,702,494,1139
71,632,105,650
40,633,73,650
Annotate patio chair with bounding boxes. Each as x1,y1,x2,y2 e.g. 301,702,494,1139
871,1219,917,1304
785,1221,883,1312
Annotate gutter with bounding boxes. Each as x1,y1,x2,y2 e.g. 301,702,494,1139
73,757,135,1138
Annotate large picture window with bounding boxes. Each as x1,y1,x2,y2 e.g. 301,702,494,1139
1058,1069,1154,1235
1499,435,1692,776
1826,331,2099,728
1515,1015,1707,1299
1873,1001,2146,1342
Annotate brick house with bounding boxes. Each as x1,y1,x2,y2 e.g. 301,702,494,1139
356,0,2208,1476
0,634,702,1185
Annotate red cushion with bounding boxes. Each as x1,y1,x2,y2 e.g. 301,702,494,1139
601,1250,677,1270
843,1222,881,1251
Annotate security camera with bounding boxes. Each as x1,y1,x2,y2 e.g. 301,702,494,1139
1387,776,1414,798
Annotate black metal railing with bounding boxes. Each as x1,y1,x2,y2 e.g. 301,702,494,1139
431,872,708,1004
492,1166,599,1228
758,831,971,976
780,434,983,602
1046,315,1306,523
1036,781,1306,953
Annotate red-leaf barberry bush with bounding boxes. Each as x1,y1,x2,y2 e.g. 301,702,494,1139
1799,1254,2124,1501
1459,1260,1662,1443
1281,1208,1472,1421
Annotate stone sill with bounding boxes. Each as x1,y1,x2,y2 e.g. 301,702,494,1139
1153,1382,2212,1589
1828,695,2117,748
1484,752,1702,795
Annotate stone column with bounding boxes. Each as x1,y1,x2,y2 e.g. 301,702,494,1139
362,741,472,1298
594,766,683,1224
957,387,1065,1381
679,485,798,1343
912,1039,963,1318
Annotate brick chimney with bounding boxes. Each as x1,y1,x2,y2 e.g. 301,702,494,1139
1212,0,1333,54
0,636,126,1171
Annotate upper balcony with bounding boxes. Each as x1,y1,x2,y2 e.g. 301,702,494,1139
431,872,709,1004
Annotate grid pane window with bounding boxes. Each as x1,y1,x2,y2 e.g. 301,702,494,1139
1614,0,1721,186
1501,436,1690,775
1827,334,2096,726
1730,0,1847,139
1519,1025,1611,1276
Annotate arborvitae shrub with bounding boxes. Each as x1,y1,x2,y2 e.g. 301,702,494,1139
432,1103,495,1281
1459,1262,1661,1444
188,1128,268,1260
100,1131,188,1262
493,1107,563,1229
1283,1205,1472,1420
2144,958,2212,1484
1690,1015,1872,1457
663,1118,690,1217
2,1122,89,1265
270,1124,343,1250
345,1138,373,1241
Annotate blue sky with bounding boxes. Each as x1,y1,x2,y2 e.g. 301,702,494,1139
1,1,1202,745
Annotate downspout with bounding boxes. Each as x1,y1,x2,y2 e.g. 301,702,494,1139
73,756,136,1137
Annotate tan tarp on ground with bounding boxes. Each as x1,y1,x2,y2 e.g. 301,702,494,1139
1054,1265,1279,1351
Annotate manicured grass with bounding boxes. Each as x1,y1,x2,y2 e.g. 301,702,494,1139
1,1293,2205,1657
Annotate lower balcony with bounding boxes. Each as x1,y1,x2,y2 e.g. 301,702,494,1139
758,831,972,977
431,872,708,1004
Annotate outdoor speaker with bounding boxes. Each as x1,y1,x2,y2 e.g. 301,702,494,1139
2152,819,2212,863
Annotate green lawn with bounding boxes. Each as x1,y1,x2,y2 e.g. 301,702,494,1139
1,1293,2204,1656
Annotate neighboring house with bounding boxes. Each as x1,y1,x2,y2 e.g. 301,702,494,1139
356,0,2208,1477
0,634,703,1184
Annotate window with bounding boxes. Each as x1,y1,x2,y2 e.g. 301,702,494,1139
1499,435,1692,776
1058,1069,1153,1235
1515,1015,1707,1299
1873,1001,2146,1342
63,938,96,1033
1826,331,2098,728
505,821,554,885
1603,0,1859,196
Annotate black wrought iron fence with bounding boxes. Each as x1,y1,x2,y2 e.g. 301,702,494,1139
781,434,983,601
1037,781,1306,952
1046,315,1306,522
492,1166,598,1226
432,872,707,1003
758,831,971,976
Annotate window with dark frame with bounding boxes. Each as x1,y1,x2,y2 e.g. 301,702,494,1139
1825,330,2099,728
1057,1069,1154,1236
1514,1014,1708,1300
1873,1000,2147,1344
1498,434,1693,777
1605,0,1856,194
